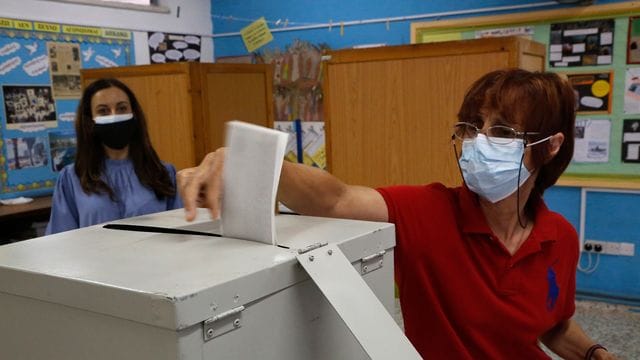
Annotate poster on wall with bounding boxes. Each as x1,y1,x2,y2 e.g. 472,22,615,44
624,67,640,114
628,17,640,64
274,121,298,163
566,72,612,114
49,130,76,172
47,42,82,99
6,136,48,170
622,119,640,163
148,32,201,63
549,19,614,67
300,121,326,169
475,26,533,39
573,118,611,163
2,85,57,130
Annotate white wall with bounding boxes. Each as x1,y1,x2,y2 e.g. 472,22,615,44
0,0,213,63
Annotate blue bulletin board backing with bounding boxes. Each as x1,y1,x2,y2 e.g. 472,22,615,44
0,19,133,200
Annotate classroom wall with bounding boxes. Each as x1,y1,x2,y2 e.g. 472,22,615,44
211,0,630,58
0,0,214,63
211,0,640,304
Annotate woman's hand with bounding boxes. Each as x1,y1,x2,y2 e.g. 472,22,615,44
177,148,226,221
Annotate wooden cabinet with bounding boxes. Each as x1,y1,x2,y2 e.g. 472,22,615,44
81,63,274,170
322,36,545,188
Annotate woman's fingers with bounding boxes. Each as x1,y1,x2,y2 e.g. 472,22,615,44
177,149,226,221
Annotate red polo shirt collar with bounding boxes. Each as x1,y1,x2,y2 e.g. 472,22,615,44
457,185,558,263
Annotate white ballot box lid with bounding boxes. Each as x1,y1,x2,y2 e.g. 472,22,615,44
0,208,395,332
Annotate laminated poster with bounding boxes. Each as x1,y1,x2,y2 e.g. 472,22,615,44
573,118,611,163
549,19,614,67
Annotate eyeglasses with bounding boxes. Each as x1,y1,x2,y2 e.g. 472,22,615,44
452,122,540,145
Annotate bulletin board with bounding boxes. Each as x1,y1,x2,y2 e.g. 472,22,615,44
0,18,132,199
411,2,640,189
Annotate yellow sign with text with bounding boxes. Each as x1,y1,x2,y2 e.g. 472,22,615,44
14,21,33,31
0,18,13,29
240,17,273,53
102,28,131,40
63,25,101,37
35,22,60,33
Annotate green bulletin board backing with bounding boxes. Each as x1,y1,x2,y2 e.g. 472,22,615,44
411,3,640,188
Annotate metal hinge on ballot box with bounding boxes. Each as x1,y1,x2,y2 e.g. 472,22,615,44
203,305,245,341
297,241,386,275
360,250,386,275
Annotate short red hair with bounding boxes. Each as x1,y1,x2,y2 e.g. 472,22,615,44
457,68,576,195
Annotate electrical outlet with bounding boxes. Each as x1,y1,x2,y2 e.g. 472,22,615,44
582,240,635,256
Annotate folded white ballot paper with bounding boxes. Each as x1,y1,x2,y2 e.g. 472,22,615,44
221,121,289,245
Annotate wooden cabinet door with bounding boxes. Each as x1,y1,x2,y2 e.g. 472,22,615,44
323,37,545,188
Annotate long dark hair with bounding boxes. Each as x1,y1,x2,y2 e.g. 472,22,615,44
74,78,176,200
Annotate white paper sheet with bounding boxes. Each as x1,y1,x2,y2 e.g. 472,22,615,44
573,118,611,163
221,121,288,245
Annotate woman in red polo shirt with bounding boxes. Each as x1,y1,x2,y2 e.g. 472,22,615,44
178,69,615,360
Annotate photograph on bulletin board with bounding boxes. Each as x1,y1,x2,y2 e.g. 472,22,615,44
47,42,82,99
2,85,57,130
548,19,614,67
566,72,612,114
627,16,640,64
622,119,640,163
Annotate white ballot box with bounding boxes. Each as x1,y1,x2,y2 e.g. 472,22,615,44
0,209,418,360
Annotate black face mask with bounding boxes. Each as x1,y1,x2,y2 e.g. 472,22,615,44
93,119,136,150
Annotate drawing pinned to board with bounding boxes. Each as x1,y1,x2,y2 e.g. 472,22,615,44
624,67,640,114
47,42,81,99
622,119,640,163
6,136,48,170
274,121,298,163
148,32,201,63
573,118,611,163
566,72,612,114
627,17,640,64
549,19,614,67
2,85,57,131
48,130,76,172
301,121,325,169
256,40,327,122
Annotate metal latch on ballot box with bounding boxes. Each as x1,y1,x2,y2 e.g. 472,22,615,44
360,250,386,275
203,305,245,341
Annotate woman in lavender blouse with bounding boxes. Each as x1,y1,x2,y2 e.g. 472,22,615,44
46,78,182,235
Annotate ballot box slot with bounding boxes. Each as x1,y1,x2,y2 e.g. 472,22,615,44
103,223,222,237
203,305,245,341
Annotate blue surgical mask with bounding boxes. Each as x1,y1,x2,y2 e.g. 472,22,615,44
459,134,550,203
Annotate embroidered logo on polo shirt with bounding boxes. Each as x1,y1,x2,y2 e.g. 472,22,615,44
546,265,559,311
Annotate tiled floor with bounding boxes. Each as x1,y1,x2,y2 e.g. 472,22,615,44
545,300,640,360
393,299,640,359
